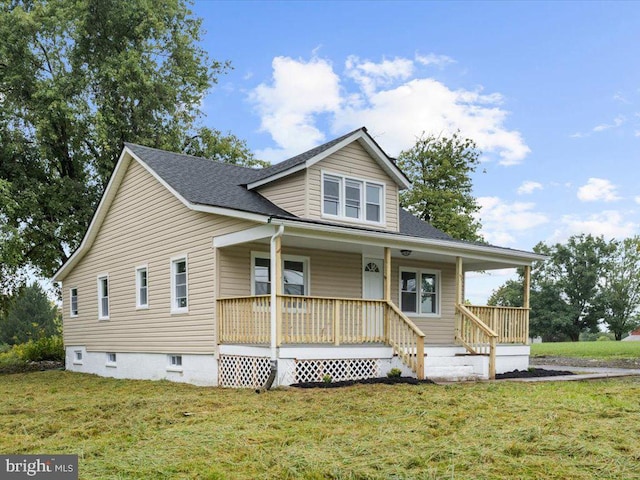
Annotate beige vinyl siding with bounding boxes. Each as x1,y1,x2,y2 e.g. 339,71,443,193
219,244,362,298
256,170,307,217
307,141,399,231
61,159,257,354
391,258,456,345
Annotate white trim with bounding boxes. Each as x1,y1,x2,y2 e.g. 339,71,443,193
247,130,412,190
320,170,386,227
73,350,83,365
170,254,189,314
362,256,384,300
97,274,110,320
213,224,276,248
69,287,79,318
251,251,311,296
167,354,183,372
135,264,149,309
398,267,442,317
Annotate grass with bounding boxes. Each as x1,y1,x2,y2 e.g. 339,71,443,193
1,371,640,479
531,341,640,359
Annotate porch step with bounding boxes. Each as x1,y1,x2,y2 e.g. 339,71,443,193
424,352,487,381
425,365,479,382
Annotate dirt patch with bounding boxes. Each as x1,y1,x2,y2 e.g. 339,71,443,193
531,356,640,369
496,368,574,379
290,376,436,389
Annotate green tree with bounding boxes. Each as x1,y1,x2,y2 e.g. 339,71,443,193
0,0,258,287
531,235,616,341
488,278,524,307
0,283,59,345
598,236,640,340
397,131,483,241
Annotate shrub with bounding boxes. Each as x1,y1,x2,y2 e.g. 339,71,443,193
387,368,402,378
597,335,612,342
13,336,64,362
322,374,332,384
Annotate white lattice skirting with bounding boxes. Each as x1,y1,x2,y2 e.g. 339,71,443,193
219,355,271,388
293,358,380,383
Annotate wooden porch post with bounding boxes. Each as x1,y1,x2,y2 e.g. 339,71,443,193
455,256,464,306
274,234,283,346
384,247,391,302
523,265,531,343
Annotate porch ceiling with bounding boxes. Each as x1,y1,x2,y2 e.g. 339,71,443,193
213,223,540,272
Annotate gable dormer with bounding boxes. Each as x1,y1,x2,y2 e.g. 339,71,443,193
251,128,411,232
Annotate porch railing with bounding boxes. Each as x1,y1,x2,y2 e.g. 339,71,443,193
466,305,529,344
455,304,498,379
217,294,425,378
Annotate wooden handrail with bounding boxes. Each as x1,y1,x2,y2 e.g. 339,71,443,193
455,304,497,379
385,301,425,379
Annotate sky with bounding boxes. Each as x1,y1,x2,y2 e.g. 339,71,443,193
191,0,640,303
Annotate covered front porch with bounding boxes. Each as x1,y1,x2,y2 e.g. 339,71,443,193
213,220,534,386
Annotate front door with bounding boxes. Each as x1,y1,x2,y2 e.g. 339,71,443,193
363,258,384,340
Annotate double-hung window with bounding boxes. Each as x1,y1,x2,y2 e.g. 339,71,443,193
136,265,149,309
97,275,109,320
171,256,188,313
70,287,78,317
400,268,440,316
252,253,309,296
322,172,383,224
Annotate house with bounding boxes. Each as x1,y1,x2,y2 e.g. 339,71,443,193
53,127,544,387
622,327,640,341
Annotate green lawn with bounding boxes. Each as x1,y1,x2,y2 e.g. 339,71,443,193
531,341,640,359
1,371,640,479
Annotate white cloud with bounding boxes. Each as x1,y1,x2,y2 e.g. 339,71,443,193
415,53,455,67
552,211,637,241
249,56,342,162
593,115,625,132
476,196,549,246
635,196,640,204
517,181,543,195
249,55,530,165
577,178,621,202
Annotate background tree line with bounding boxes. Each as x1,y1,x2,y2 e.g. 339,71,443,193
489,234,640,341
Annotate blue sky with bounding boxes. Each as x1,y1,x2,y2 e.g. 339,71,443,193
191,1,640,302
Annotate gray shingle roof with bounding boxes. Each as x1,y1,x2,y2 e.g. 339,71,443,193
125,139,454,242
125,143,293,217
249,127,366,183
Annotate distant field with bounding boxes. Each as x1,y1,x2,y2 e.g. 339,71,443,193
531,341,640,359
1,371,640,479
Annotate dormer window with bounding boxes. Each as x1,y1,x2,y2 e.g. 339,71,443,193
322,172,384,224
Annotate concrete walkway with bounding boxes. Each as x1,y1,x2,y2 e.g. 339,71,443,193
501,364,640,383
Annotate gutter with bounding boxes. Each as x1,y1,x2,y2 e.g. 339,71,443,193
264,223,284,390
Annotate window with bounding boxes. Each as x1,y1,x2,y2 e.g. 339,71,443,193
171,256,188,313
97,275,109,320
136,265,149,308
169,355,182,369
70,288,78,317
106,352,116,365
74,350,83,364
252,253,309,296
322,172,384,224
399,268,440,316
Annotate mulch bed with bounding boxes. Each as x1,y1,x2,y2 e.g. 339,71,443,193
496,367,575,379
0,361,64,375
291,376,436,388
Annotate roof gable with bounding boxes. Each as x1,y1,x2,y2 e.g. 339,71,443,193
247,127,411,190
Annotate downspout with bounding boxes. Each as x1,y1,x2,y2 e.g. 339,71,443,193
264,223,284,390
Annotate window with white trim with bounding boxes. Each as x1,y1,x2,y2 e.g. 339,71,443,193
106,352,116,365
70,287,78,317
399,268,440,316
74,350,83,364
322,172,384,224
168,355,182,369
171,256,188,313
251,253,309,296
97,275,109,320
136,265,149,308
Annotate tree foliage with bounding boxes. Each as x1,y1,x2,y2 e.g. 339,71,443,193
0,0,259,287
0,283,60,345
397,131,483,241
598,236,640,340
